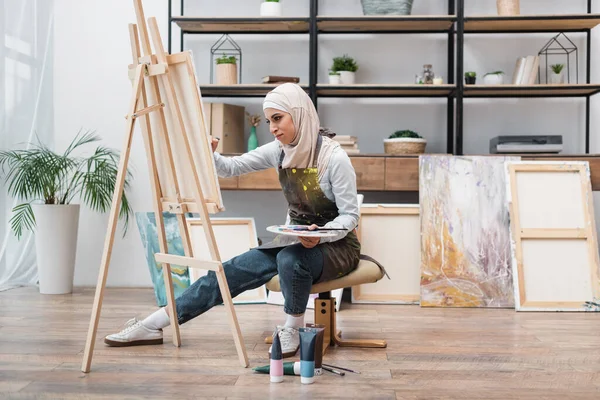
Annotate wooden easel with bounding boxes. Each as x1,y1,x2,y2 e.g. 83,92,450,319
81,0,249,373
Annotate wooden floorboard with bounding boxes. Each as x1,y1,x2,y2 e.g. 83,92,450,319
0,287,599,399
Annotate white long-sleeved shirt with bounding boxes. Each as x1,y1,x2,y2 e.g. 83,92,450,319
213,140,359,243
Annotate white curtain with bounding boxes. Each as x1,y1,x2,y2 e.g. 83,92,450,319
0,0,54,291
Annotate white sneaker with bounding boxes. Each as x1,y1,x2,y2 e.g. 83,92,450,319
104,318,163,347
269,326,299,358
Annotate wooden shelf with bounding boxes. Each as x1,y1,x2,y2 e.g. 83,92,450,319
464,14,600,33
172,17,309,33
463,84,600,97
317,15,455,33
199,84,309,97
218,154,600,192
317,84,455,97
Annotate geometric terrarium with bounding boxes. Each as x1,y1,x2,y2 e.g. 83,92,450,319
537,32,578,85
210,34,242,85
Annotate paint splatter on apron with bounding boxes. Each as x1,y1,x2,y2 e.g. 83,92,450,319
258,135,361,283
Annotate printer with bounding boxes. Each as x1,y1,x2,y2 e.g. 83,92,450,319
490,135,563,154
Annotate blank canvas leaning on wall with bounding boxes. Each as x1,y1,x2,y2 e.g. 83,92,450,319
352,204,421,304
505,161,600,312
186,218,267,304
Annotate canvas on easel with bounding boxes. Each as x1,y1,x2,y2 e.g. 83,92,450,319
81,0,249,373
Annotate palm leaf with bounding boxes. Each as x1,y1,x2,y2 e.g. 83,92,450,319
9,203,36,240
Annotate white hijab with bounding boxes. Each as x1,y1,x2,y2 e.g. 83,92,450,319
263,83,339,180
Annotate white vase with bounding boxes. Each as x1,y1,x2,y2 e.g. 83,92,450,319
550,72,564,84
32,204,80,294
339,71,355,85
260,2,282,17
483,74,504,85
328,74,341,84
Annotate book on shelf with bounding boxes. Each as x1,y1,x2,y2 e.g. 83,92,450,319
262,75,300,84
511,55,539,85
333,135,360,155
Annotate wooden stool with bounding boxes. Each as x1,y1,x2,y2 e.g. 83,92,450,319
264,258,387,354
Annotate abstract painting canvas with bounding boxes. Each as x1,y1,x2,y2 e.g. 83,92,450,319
135,212,191,307
419,155,519,308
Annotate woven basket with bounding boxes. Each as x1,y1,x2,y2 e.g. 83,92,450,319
361,0,414,15
497,0,520,16
384,138,426,155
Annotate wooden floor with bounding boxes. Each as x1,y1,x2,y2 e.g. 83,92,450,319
1,287,600,399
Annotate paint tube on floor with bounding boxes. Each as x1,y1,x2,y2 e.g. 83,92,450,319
304,323,325,376
253,361,301,375
299,328,317,384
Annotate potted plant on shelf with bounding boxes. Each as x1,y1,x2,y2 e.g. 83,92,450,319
465,71,477,85
331,54,358,85
0,130,133,294
216,55,238,85
549,63,565,84
260,0,282,17
383,130,427,155
328,70,341,84
483,71,504,85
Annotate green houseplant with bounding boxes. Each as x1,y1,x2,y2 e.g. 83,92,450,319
0,130,133,294
465,71,477,85
384,130,427,155
215,55,238,85
331,54,358,84
550,63,565,84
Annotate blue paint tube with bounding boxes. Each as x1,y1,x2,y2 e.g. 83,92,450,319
298,328,317,384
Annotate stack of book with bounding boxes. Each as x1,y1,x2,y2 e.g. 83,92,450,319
333,135,360,155
511,55,540,85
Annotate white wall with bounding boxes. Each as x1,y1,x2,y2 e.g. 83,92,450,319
53,0,599,287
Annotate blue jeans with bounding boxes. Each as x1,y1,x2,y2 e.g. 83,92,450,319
175,244,324,325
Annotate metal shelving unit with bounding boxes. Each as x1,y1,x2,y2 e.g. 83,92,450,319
168,0,599,156
455,0,598,155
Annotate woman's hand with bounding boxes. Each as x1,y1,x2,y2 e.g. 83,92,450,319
298,224,320,248
210,137,220,152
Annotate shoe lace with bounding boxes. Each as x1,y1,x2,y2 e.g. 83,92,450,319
118,317,141,335
278,327,296,346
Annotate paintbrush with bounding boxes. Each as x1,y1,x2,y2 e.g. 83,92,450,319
288,227,348,231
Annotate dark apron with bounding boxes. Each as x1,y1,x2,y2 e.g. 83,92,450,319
258,135,361,283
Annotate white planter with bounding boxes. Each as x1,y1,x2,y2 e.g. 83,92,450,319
33,204,80,294
328,74,341,84
483,74,504,85
260,2,282,17
550,72,564,84
339,71,355,85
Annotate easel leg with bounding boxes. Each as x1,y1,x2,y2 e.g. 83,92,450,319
215,266,249,367
81,64,145,373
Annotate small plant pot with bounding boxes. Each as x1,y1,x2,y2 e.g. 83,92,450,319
216,63,237,85
483,74,504,85
260,1,282,17
550,72,564,84
497,0,520,16
465,76,476,85
328,74,341,84
339,71,355,85
383,138,427,155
